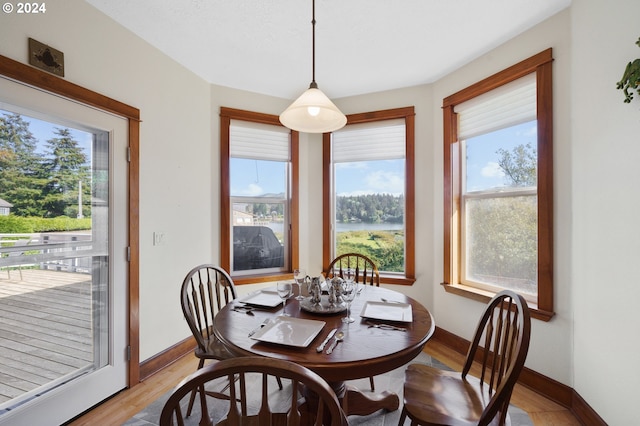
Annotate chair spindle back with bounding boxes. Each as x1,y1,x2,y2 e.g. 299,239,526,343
160,357,348,426
181,264,237,353
325,253,380,286
462,290,531,424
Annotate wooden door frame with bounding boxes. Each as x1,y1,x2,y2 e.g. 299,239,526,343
0,54,141,386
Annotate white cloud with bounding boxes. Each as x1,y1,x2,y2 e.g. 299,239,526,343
481,162,505,178
366,170,403,192
232,183,263,196
519,125,537,137
336,170,404,197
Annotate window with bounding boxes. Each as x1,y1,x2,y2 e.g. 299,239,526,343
323,107,415,284
220,107,298,284
442,49,554,320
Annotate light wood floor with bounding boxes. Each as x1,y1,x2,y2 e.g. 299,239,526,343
67,339,581,426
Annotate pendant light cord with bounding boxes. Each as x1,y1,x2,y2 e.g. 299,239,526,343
310,0,318,89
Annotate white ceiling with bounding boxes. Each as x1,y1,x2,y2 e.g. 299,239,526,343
85,0,570,100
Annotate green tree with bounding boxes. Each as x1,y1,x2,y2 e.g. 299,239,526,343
0,113,47,216
496,142,537,187
42,128,90,217
335,193,404,224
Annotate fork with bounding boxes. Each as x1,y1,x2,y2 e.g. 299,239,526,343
233,306,255,315
366,321,407,332
380,297,403,304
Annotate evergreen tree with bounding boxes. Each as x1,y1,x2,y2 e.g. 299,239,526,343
0,113,46,216
42,128,90,217
335,193,404,224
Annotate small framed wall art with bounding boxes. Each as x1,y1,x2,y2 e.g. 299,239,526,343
28,38,64,77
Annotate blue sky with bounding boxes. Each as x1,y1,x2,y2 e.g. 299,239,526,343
230,157,406,198
465,120,537,192
335,159,404,196
219,120,538,198
230,158,286,197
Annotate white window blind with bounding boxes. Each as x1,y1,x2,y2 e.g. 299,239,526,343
230,119,290,161
333,119,405,163
455,73,536,140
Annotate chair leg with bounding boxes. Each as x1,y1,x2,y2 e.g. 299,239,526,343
186,387,198,417
241,372,251,416
398,406,407,425
186,358,206,416
369,375,375,391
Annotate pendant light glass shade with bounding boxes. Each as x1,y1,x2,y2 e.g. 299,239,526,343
279,86,347,133
279,0,347,134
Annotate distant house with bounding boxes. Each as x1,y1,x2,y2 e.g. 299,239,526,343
232,209,253,226
0,198,12,216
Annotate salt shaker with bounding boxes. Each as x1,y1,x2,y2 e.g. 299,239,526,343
310,276,322,304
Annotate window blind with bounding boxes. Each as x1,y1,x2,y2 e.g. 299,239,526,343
455,73,536,140
230,119,290,161
332,119,405,163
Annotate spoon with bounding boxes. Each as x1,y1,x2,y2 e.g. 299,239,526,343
325,331,344,354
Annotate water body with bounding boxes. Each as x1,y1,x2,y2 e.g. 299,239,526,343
335,222,404,232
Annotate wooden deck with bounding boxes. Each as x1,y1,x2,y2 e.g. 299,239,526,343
0,269,92,410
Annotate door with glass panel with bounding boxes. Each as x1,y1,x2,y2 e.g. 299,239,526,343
0,77,128,425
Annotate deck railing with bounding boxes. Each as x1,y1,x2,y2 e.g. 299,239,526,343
0,233,94,275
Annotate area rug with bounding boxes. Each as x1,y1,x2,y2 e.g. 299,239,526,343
123,352,533,425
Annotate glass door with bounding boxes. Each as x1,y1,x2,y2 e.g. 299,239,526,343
0,76,128,425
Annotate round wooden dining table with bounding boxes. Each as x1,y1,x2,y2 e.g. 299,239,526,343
214,284,435,418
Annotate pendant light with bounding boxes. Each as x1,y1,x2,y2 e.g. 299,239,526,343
279,0,347,133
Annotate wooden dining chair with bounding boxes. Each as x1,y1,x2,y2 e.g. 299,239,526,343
180,264,282,416
325,253,380,287
399,290,531,426
160,356,349,426
325,252,380,391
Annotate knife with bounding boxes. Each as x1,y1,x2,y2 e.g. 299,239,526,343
248,318,271,337
316,328,337,353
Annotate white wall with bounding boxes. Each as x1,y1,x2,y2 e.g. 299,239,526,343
571,0,640,424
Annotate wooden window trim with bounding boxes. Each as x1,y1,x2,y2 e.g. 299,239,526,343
322,106,415,285
219,107,299,285
442,49,554,321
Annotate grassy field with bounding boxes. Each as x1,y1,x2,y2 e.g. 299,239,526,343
336,230,404,272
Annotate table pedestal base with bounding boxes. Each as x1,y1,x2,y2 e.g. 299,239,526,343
301,381,399,423
339,383,399,416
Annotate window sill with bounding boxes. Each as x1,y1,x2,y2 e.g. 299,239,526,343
441,282,555,322
232,272,293,285
381,274,416,286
